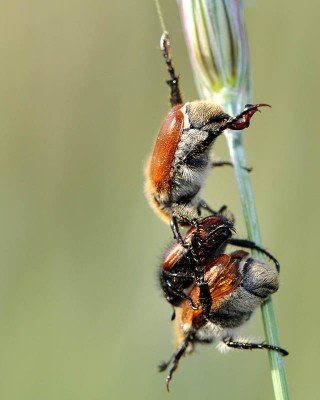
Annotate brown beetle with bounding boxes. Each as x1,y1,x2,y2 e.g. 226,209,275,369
145,33,270,242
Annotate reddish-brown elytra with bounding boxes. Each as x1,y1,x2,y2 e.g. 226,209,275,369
148,105,184,195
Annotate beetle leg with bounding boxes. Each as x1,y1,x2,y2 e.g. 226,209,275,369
158,335,191,392
189,233,212,315
198,199,228,216
228,238,280,272
223,103,271,131
223,337,288,356
160,32,183,107
211,160,252,172
170,216,185,245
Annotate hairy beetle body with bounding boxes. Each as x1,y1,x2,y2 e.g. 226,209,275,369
160,250,288,390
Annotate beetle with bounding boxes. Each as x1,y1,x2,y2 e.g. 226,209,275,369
145,33,270,243
159,214,280,318
159,249,288,391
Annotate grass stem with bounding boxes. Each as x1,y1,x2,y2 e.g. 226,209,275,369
225,104,289,399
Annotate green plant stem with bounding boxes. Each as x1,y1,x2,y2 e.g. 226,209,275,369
224,103,289,400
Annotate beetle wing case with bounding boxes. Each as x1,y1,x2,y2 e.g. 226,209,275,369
174,251,279,350
145,105,185,223
148,105,184,194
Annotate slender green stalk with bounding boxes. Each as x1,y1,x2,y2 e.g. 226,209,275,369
178,1,289,398
225,104,289,399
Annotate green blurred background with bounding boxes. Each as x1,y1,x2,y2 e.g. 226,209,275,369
0,1,318,399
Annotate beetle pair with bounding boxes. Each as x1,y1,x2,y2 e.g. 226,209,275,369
145,33,288,390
